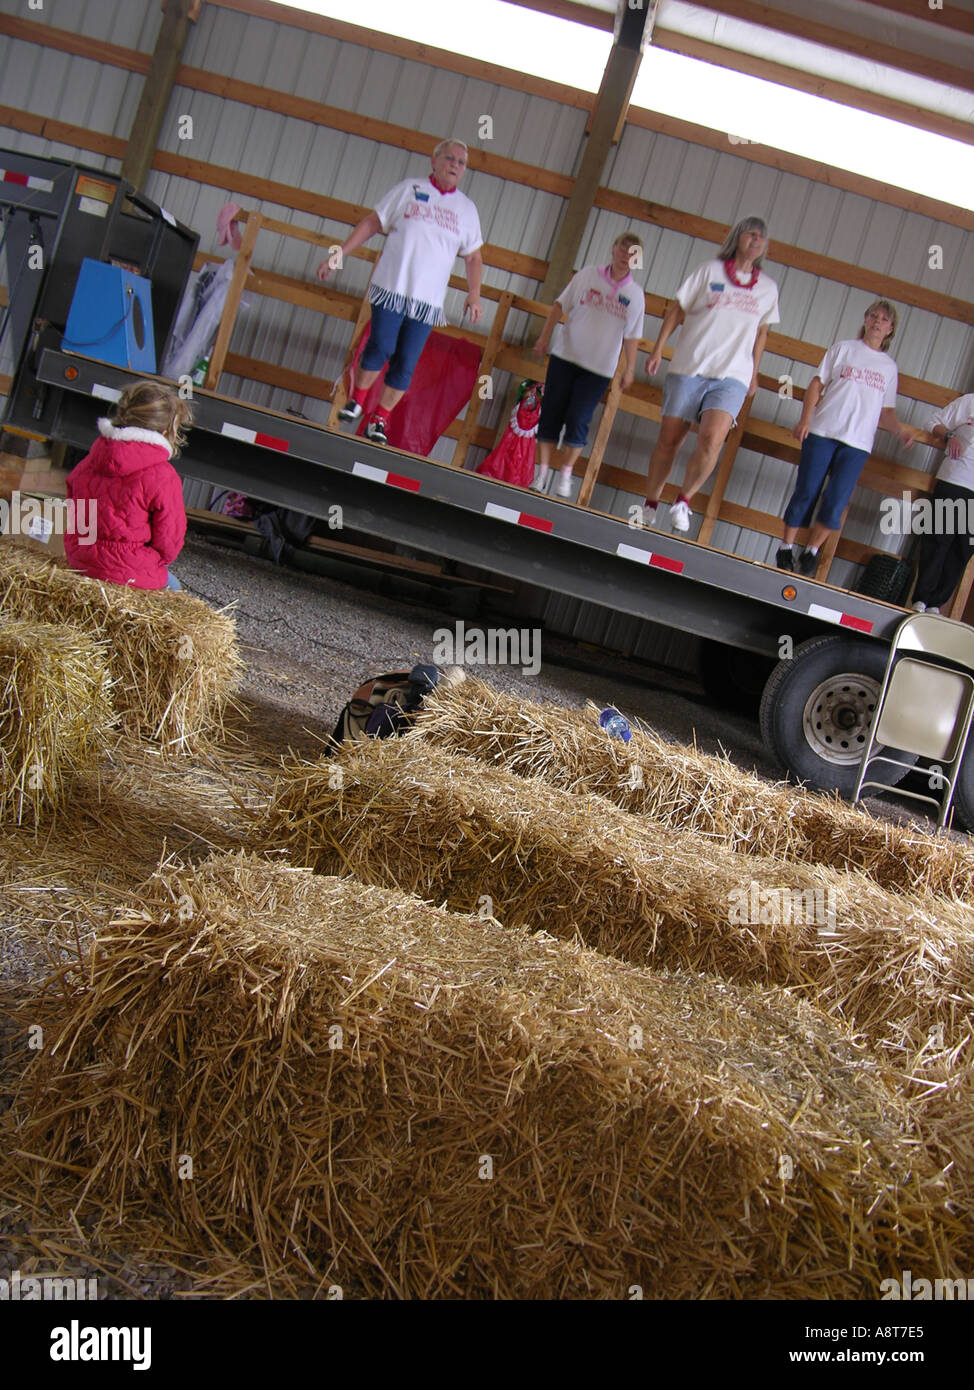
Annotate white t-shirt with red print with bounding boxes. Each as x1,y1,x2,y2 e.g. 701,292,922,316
369,177,483,326
928,392,974,490
669,258,780,388
810,339,898,453
551,265,645,379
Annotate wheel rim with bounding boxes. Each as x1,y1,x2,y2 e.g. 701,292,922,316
802,671,880,765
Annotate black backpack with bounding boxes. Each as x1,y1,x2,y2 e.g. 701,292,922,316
329,665,439,750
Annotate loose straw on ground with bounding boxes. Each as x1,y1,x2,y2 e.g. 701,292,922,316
0,547,242,752
404,675,974,901
0,617,114,827
1,852,960,1298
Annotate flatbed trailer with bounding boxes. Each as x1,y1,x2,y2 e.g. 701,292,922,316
22,345,974,830
2,147,971,828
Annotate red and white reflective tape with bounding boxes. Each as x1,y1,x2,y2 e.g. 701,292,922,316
616,541,684,574
0,169,53,192
352,460,420,492
808,602,873,634
91,384,122,403
484,501,553,534
221,422,290,453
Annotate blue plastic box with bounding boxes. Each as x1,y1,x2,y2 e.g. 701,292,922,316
63,258,156,372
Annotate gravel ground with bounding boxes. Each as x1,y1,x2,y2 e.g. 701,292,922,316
174,532,943,834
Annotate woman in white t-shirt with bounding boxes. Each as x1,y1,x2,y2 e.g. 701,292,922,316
530,233,645,498
318,139,483,446
644,216,779,532
778,300,919,577
911,392,974,613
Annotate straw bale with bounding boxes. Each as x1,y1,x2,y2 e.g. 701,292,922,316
263,738,974,1090
405,675,974,901
0,617,114,826
1,853,958,1298
0,547,241,752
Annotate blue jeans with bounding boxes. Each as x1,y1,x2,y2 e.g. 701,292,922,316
784,433,870,532
361,305,434,391
165,570,182,591
538,355,611,448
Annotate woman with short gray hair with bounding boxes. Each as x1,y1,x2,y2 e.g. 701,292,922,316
318,138,483,445
643,216,779,532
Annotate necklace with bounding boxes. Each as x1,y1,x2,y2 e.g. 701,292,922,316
724,258,759,289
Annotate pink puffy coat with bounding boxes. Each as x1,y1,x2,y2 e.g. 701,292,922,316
65,420,187,590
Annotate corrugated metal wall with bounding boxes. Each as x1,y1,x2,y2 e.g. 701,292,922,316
2,0,971,671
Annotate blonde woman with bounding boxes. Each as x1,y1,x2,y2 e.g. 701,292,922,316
644,216,779,532
778,300,919,576
531,232,645,498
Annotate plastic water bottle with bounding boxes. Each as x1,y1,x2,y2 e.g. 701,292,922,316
599,706,632,742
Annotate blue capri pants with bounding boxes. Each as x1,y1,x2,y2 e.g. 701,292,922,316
538,355,611,449
361,304,434,391
783,433,870,532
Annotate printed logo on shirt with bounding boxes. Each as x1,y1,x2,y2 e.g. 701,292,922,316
838,364,887,391
709,282,725,292
618,295,630,308
412,186,430,202
404,202,460,233
580,287,629,320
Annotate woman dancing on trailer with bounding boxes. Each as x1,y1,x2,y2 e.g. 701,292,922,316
644,216,779,533
531,232,644,499
911,391,974,613
778,300,919,578
318,138,483,445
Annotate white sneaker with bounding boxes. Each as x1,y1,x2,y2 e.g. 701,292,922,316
669,499,691,532
530,469,549,493
929,606,940,615
555,469,574,498
911,601,926,612
644,503,658,528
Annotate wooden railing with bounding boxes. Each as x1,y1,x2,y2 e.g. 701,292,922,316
190,209,973,619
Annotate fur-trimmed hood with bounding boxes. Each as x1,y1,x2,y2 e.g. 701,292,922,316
98,417,174,457
80,418,175,477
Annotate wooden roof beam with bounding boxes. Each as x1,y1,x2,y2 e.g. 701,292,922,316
686,0,974,94
652,27,974,146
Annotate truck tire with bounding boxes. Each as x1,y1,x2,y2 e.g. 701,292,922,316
759,633,916,798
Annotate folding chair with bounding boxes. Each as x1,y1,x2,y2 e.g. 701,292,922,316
852,612,974,828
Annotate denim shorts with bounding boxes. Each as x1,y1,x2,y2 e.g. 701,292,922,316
661,371,748,424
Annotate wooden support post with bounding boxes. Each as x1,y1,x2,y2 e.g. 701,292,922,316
949,554,974,621
494,12,648,446
204,211,261,390
119,0,199,194
327,294,374,428
695,394,754,547
577,358,625,509
451,292,513,471
815,522,843,581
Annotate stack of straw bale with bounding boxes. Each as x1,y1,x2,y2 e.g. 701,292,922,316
0,617,113,826
3,853,959,1298
263,738,974,1090
0,548,241,751
405,675,974,900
